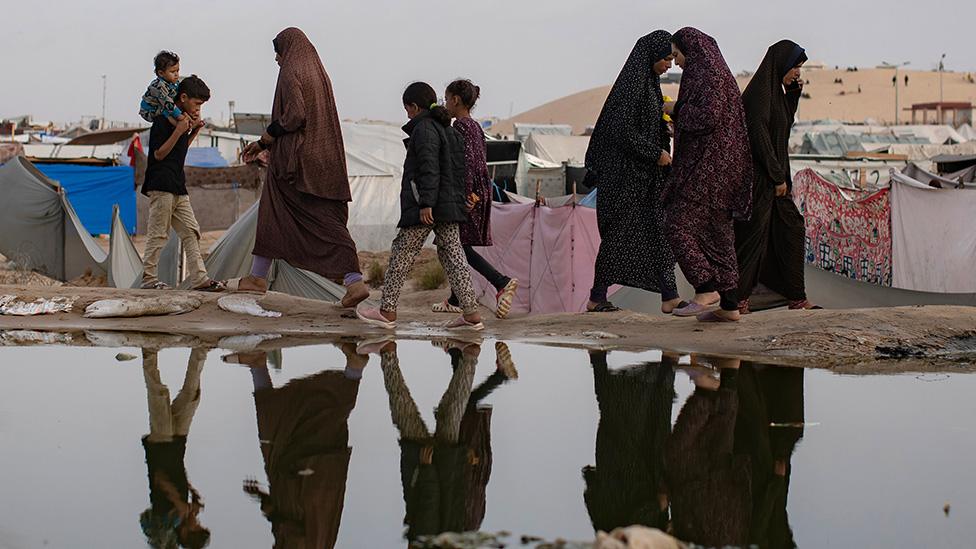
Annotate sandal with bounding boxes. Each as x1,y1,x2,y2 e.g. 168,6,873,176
357,306,397,330
431,301,464,314
789,299,823,310
662,300,689,314
140,281,170,290
193,279,227,293
696,310,740,323
495,278,519,319
738,299,752,315
356,335,396,355
672,302,714,317
587,301,621,313
444,315,485,332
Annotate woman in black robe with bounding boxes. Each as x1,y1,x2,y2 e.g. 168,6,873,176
584,30,685,314
735,41,820,312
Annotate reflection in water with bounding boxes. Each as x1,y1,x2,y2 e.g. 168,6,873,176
139,347,211,549
666,359,804,548
374,339,516,543
583,350,675,533
229,344,366,549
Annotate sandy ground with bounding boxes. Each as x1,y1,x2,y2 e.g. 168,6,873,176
1,283,974,373
490,68,976,134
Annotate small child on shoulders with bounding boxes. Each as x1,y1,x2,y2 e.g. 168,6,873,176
139,51,186,126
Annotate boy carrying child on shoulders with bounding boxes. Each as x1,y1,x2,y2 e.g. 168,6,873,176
140,74,224,292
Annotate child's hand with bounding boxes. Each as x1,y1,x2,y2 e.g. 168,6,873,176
420,207,434,225
175,116,192,134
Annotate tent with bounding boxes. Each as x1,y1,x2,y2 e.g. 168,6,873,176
0,156,178,285
35,164,136,234
184,147,229,167
958,124,976,142
523,134,590,166
201,201,346,301
889,170,976,293
467,201,603,315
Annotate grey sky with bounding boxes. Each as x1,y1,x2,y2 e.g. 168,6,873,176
4,0,975,125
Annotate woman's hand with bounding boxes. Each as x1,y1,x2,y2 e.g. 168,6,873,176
420,207,434,225
663,101,676,115
465,200,476,212
775,183,788,197
658,150,672,167
241,141,262,163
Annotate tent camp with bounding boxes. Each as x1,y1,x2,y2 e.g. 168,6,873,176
0,156,178,285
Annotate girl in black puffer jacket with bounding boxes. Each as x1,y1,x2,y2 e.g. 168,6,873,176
358,82,484,331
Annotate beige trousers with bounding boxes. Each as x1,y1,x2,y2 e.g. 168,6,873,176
142,191,209,287
143,347,208,442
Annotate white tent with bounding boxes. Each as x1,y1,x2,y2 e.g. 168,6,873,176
523,134,590,167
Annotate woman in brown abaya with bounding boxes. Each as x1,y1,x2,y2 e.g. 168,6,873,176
238,27,369,308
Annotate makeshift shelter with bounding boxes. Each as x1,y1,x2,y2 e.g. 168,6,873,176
35,164,136,235
522,134,590,166
467,201,603,315
513,123,572,142
0,156,178,285
887,141,976,162
791,169,891,285
202,201,345,301
889,170,976,293
184,147,229,168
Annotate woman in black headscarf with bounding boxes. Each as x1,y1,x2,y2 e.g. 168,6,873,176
584,30,685,313
735,40,819,312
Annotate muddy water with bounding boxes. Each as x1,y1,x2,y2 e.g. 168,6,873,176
0,340,974,548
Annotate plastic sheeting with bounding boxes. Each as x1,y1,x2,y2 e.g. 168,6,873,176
202,201,345,302
35,164,136,234
468,202,603,315
890,176,976,293
523,134,590,166
184,147,229,168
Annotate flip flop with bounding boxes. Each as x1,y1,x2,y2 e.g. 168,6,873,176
356,306,397,330
672,302,714,317
431,301,464,314
587,301,620,313
696,310,739,323
662,300,690,314
444,315,485,332
495,278,519,319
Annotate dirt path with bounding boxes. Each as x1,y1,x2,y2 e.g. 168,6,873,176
1,284,974,372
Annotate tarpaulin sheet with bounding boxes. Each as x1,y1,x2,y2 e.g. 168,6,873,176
36,164,135,235
890,179,976,293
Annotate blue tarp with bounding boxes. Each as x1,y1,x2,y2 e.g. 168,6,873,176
35,164,136,235
185,147,229,167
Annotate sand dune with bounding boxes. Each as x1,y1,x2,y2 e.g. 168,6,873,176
490,68,976,135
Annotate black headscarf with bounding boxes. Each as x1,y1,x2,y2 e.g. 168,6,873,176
741,40,806,185
585,30,673,180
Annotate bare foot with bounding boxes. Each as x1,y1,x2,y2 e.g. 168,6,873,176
341,281,370,308
222,351,267,368
713,309,741,322
661,297,683,314
692,291,720,306
238,275,268,293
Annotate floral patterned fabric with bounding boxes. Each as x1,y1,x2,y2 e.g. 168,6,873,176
791,169,891,285
454,117,492,246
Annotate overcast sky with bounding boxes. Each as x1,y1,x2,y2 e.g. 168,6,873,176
3,0,975,125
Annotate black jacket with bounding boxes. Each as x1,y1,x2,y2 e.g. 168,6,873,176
398,112,467,228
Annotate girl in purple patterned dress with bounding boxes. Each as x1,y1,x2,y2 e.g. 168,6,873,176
432,80,519,319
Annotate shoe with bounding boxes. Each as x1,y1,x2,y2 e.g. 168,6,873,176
431,301,464,314
356,306,397,330
495,279,519,319
444,315,485,331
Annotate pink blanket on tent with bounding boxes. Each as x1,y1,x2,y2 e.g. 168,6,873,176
791,169,892,286
469,202,608,315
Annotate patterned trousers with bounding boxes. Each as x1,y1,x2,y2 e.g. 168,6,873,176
381,223,479,315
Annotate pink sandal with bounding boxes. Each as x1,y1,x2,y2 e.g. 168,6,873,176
356,306,397,330
444,315,485,332
672,301,714,317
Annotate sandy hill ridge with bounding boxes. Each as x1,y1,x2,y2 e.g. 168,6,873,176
490,68,976,135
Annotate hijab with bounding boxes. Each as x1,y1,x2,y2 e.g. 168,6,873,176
668,27,753,219
269,27,350,201
585,30,673,179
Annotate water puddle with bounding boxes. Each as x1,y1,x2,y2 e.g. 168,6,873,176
0,337,974,548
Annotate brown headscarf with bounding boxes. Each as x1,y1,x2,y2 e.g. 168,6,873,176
269,27,350,201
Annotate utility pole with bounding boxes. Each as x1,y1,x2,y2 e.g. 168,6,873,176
100,74,107,130
882,61,910,125
939,53,946,104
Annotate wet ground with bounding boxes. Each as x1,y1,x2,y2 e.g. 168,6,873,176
1,339,974,548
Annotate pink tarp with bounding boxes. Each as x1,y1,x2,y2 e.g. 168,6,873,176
469,202,607,315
